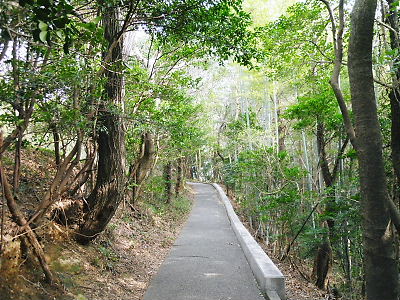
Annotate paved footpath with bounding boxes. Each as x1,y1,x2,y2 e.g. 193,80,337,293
142,182,265,300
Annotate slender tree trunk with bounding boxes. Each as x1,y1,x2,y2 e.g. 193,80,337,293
11,38,22,192
69,153,96,197
348,1,398,299
13,130,22,192
0,40,9,62
52,124,61,167
77,6,126,244
272,84,280,153
302,131,313,191
277,100,285,152
313,121,348,289
175,157,183,197
314,121,333,289
131,132,156,204
164,162,173,204
343,222,353,298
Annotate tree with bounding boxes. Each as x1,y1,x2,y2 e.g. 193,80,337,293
348,0,398,299
76,0,254,242
77,3,127,244
285,85,348,289
384,0,400,207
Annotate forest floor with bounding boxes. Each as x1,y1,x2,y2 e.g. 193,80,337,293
0,148,192,300
265,247,326,300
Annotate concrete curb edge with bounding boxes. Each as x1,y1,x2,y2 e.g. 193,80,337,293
211,183,286,300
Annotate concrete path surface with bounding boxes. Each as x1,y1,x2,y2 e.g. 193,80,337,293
142,182,265,300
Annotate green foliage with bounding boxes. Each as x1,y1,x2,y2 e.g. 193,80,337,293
1,0,102,54
125,59,207,166
145,0,257,66
98,245,119,263
223,147,305,231
257,0,328,80
140,175,192,218
284,82,343,131
226,111,263,136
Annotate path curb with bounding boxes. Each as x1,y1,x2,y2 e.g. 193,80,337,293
211,183,286,300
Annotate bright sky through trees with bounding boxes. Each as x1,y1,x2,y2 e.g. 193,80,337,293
243,0,299,25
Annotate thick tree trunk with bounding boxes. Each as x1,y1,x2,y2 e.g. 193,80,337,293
348,1,398,299
77,6,126,244
389,89,400,181
385,0,400,207
314,239,332,289
389,88,400,209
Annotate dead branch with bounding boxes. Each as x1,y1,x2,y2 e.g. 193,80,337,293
281,202,320,261
0,99,35,155
0,133,55,284
25,131,84,226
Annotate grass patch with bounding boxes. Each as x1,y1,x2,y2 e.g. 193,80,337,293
169,196,192,219
143,194,192,221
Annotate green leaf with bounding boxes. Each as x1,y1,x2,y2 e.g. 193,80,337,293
92,16,101,25
39,30,48,43
38,21,48,31
390,0,399,8
56,30,64,39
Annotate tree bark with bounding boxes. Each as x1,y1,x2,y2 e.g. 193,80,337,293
385,0,400,207
77,6,126,244
175,157,183,197
277,101,285,153
164,162,173,204
314,121,332,289
348,1,398,299
321,0,400,234
130,132,156,204
321,0,358,148
69,153,96,197
314,121,334,289
313,120,349,289
0,40,9,62
11,38,22,192
314,239,332,289
52,124,61,167
13,130,22,192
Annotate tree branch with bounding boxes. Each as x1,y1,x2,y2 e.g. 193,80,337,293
323,0,357,149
